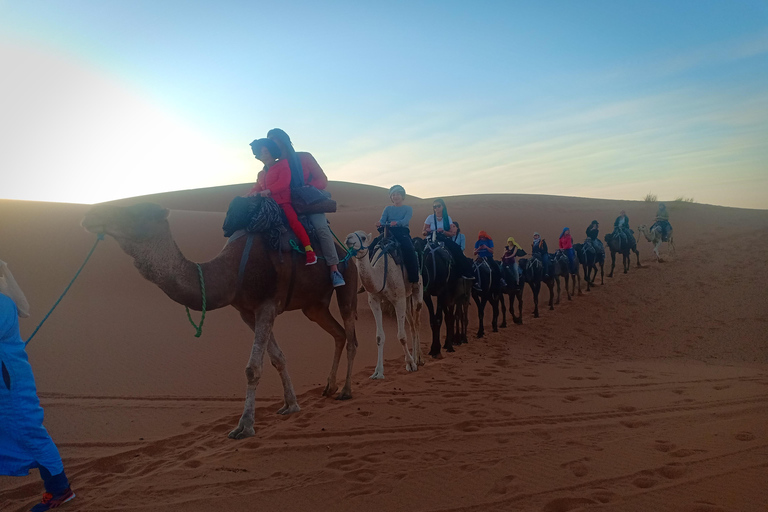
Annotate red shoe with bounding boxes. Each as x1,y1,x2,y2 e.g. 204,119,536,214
305,250,318,266
30,488,75,511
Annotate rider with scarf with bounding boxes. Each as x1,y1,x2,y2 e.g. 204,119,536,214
586,220,605,255
613,210,633,244
652,203,672,241
501,236,525,284
558,227,577,273
422,198,473,279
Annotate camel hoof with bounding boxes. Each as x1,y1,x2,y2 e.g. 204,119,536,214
336,390,353,400
406,362,418,372
277,404,301,415
430,352,443,360
500,322,507,328
444,345,455,353
322,384,338,397
369,372,385,380
476,332,484,339
549,306,554,311
514,318,522,325
228,426,255,439
492,327,498,333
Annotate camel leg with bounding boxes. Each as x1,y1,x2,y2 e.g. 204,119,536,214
443,296,456,352
474,293,486,338
368,294,386,379
395,297,418,373
425,295,442,358
490,295,499,332
229,305,276,440
547,281,555,310
575,273,582,296
499,292,507,328
608,251,616,278
669,237,676,257
555,276,562,305
302,301,350,399
406,295,423,368
654,241,661,262
530,282,540,318
634,248,641,267
516,291,524,324
267,334,301,415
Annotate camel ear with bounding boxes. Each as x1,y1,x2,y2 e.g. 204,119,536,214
366,233,372,242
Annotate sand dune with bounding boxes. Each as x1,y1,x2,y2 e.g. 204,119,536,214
1,184,767,511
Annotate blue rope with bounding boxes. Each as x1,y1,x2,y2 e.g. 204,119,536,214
25,234,105,347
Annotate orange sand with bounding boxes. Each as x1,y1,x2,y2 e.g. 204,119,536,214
1,183,767,512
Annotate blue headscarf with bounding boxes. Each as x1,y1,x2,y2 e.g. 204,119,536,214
559,227,570,239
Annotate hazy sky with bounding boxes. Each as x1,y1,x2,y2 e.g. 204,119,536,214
2,1,767,208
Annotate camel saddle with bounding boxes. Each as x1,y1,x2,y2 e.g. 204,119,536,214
222,196,322,255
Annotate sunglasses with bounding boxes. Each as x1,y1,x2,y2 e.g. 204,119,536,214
432,205,443,209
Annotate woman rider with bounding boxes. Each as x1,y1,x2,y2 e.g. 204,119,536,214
501,237,525,284
558,227,576,273
422,198,473,279
266,129,345,287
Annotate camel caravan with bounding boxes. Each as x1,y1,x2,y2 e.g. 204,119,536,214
79,129,676,439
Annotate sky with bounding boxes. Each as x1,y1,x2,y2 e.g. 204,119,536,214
1,0,767,208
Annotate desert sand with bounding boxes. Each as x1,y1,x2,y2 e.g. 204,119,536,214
1,183,767,512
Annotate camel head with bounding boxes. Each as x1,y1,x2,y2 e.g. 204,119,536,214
345,230,372,258
82,203,171,245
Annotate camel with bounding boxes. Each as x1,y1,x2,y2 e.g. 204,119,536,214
345,230,423,379
499,259,526,325
553,249,582,303
81,202,359,440
525,255,555,317
637,224,675,262
574,241,604,291
412,237,461,358
471,258,502,338
605,230,641,277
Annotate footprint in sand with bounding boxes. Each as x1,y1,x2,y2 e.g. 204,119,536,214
560,458,590,477
541,497,597,512
686,503,729,512
567,376,584,381
669,448,704,458
658,462,687,479
734,431,755,441
620,420,648,429
597,391,615,398
654,440,676,453
563,395,581,402
632,476,658,488
343,468,377,483
487,474,517,494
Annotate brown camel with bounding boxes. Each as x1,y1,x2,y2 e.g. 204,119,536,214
81,203,359,439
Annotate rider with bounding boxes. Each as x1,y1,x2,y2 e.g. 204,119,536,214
474,231,503,288
501,236,525,284
451,221,466,251
422,198,474,279
653,202,671,240
248,138,317,266
266,129,344,286
558,227,576,272
375,185,419,284
614,210,632,243
586,220,605,255
531,232,550,278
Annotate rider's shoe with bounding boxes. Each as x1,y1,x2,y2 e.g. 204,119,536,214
305,250,318,266
331,271,346,287
30,488,75,511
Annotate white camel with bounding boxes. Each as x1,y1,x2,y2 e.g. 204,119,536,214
637,224,675,262
345,231,423,379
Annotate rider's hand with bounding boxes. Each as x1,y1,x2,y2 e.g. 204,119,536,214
390,221,397,227
260,189,271,198
437,227,444,233
375,221,381,228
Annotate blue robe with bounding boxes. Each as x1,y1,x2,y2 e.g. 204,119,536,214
0,293,64,477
